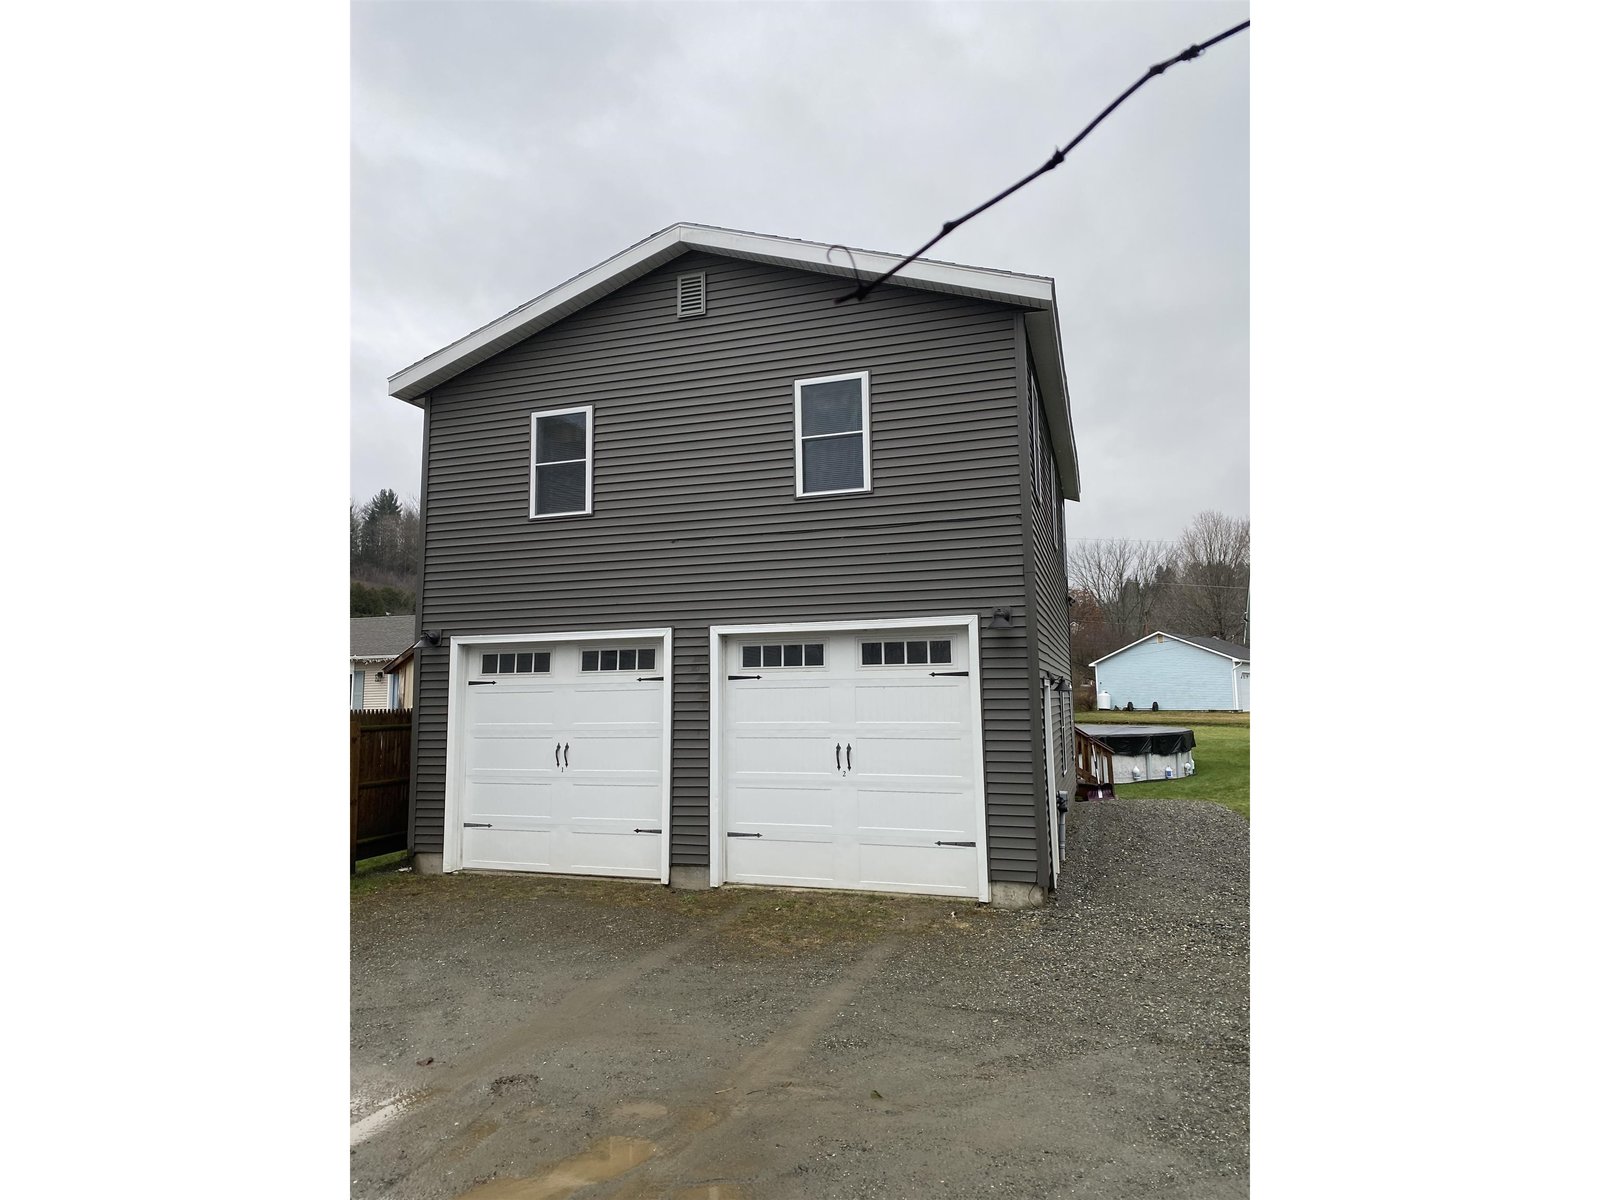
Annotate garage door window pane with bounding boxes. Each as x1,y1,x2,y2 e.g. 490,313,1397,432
601,649,618,671
804,643,824,665
481,653,498,674
884,641,905,665
906,640,928,664
783,644,802,666
861,641,882,665
638,648,655,670
534,652,551,673
762,644,782,667
515,652,534,673
582,650,600,672
930,640,952,664
742,645,761,669
620,649,637,671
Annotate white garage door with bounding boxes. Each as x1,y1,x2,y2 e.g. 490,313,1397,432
456,636,668,879
720,623,983,898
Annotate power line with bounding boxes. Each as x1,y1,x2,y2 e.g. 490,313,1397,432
835,20,1251,305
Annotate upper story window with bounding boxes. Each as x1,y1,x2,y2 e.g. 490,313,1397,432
530,405,592,518
794,371,871,497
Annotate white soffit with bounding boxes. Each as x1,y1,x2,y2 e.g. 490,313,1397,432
387,222,1079,498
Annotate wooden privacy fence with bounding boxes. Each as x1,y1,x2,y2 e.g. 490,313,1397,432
351,709,411,865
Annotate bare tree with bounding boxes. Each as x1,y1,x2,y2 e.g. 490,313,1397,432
1165,511,1250,642
1065,538,1175,644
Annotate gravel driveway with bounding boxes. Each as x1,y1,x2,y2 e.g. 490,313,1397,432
352,797,1248,1199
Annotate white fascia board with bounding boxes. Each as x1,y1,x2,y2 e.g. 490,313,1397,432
388,223,1060,405
1024,301,1081,502
1088,630,1245,667
388,226,692,402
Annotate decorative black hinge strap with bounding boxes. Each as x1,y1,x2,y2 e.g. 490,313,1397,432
935,840,976,847
727,674,763,680
468,680,497,685
463,822,493,828
928,671,969,677
636,675,664,681
634,828,661,834
727,831,762,838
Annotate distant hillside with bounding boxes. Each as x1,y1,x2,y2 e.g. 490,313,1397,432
352,488,418,616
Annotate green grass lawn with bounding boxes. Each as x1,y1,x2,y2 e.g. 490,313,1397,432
1078,709,1250,819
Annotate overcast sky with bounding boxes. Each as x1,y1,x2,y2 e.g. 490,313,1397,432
352,0,1248,541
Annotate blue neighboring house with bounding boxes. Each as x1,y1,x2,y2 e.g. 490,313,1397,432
1090,631,1250,712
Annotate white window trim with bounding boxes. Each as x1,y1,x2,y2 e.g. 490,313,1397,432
529,403,594,519
793,371,872,498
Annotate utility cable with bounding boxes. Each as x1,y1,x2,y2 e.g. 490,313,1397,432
835,20,1250,305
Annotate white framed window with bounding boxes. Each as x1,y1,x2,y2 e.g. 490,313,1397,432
530,404,593,518
794,371,871,497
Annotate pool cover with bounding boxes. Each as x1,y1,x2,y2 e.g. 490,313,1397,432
1075,725,1197,756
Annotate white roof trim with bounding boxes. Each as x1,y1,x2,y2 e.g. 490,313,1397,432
386,222,1079,498
1088,630,1250,668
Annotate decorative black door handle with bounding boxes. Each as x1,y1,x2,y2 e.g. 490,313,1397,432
563,742,570,768
835,743,841,771
846,743,852,771
555,742,561,768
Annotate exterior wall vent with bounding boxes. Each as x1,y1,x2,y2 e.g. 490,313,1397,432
676,271,707,318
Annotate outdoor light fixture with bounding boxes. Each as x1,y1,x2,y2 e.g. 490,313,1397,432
987,606,1014,630
423,629,442,646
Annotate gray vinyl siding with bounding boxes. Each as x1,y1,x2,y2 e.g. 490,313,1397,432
1027,352,1073,787
412,251,1042,884
1019,334,1074,883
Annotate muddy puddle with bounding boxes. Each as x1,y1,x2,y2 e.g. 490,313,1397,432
454,1135,657,1199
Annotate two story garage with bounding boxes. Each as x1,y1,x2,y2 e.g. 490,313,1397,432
389,223,1080,906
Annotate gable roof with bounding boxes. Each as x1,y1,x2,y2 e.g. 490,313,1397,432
1088,631,1250,668
351,614,417,660
387,222,1079,499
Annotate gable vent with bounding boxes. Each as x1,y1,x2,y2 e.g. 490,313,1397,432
676,271,707,318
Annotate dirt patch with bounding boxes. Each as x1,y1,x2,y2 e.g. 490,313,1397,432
352,798,1248,1198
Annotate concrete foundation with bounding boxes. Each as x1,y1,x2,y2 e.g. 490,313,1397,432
670,865,711,890
988,881,1045,909
412,852,444,876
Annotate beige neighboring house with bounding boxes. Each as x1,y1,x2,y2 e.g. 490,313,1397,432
350,614,418,710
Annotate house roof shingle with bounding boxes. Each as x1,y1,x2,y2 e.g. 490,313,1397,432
351,614,417,659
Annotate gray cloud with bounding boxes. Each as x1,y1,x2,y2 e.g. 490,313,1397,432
353,0,1248,537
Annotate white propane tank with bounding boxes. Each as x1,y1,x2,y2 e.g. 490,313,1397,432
1097,691,1111,710
1131,765,1143,781
1164,766,1174,779
1185,760,1196,776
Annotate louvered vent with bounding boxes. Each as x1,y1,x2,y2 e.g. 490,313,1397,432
676,271,707,318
